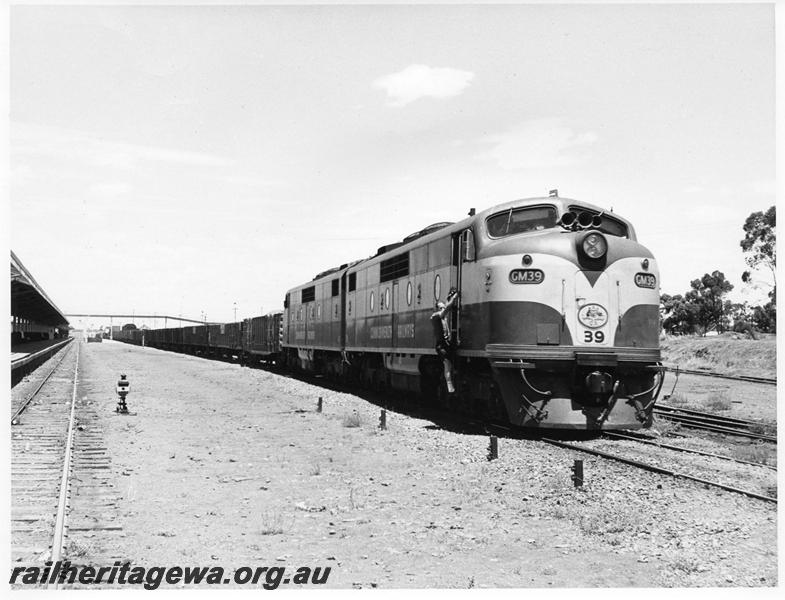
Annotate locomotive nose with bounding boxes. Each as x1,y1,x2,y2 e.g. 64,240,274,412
584,371,614,395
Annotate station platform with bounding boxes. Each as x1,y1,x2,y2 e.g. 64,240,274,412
11,338,72,363
11,337,73,386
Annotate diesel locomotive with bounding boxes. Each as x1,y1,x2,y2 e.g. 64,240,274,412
282,192,663,430
118,192,663,430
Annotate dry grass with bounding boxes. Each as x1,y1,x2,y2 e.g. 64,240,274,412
749,422,777,437
733,443,776,466
652,417,682,437
665,392,689,405
342,412,362,428
670,555,703,575
705,391,732,411
660,334,776,379
574,504,647,537
259,510,288,535
65,538,94,559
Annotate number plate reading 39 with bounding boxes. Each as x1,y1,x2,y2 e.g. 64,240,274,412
635,273,656,289
509,269,544,284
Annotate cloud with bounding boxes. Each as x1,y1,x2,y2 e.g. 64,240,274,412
373,64,475,107
477,118,598,170
12,122,233,170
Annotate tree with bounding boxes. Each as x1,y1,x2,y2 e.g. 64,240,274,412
660,293,699,335
740,206,776,302
752,302,776,333
684,271,734,334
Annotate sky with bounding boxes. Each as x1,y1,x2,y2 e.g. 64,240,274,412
7,2,777,328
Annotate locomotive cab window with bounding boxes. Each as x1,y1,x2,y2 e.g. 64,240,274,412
486,206,558,238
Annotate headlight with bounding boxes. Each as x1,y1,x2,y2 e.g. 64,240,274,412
582,232,607,259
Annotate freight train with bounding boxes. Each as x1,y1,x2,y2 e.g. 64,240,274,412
116,193,664,430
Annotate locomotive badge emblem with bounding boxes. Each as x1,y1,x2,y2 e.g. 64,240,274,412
577,303,608,329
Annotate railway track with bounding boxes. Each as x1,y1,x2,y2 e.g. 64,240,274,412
653,404,776,442
11,341,127,587
12,341,75,424
538,436,777,504
664,365,776,386
602,431,777,471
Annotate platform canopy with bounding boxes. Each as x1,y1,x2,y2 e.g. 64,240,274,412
10,251,69,327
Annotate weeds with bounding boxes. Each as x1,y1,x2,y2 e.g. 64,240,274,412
310,463,321,476
666,392,688,405
749,422,777,437
348,487,365,510
342,412,361,428
65,539,93,559
259,510,287,535
652,417,682,436
575,504,646,537
705,391,731,411
733,443,775,466
670,555,702,575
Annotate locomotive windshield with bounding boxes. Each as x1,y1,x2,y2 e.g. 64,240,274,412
486,205,558,238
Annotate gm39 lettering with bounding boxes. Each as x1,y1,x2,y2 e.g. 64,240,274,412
509,269,544,284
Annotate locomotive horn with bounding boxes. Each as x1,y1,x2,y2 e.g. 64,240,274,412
577,211,594,229
592,214,603,228
559,211,577,228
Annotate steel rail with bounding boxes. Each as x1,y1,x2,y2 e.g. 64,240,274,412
664,366,776,386
11,341,75,425
48,342,80,589
541,437,777,504
603,431,777,471
653,411,777,443
655,404,759,427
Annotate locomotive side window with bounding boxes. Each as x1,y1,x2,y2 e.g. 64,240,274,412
370,291,375,312
428,237,451,268
434,274,441,301
406,282,413,306
486,206,557,238
410,246,427,274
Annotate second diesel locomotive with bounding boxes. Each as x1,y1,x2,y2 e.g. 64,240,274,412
282,193,663,430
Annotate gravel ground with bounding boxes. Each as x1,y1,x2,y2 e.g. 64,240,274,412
35,340,779,588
